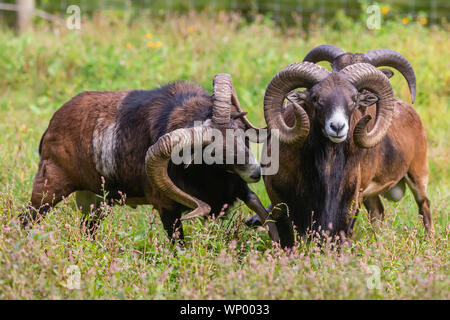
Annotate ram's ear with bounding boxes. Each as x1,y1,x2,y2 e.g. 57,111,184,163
231,111,248,120
183,152,195,169
358,92,379,108
380,68,394,79
286,90,311,105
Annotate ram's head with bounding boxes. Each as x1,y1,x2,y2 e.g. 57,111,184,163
264,62,394,148
146,74,262,219
303,45,416,103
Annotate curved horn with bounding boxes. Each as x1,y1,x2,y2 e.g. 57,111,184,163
213,74,266,142
340,63,395,149
146,126,213,220
363,49,416,103
212,74,233,124
231,85,260,131
303,44,345,64
264,62,330,144
230,85,267,142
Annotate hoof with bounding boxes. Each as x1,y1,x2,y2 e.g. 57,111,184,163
245,214,263,228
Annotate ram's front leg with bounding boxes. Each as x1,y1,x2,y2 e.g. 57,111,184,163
245,204,272,227
346,167,363,239
240,190,280,243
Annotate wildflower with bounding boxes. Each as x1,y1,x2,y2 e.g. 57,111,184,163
402,17,409,24
148,41,163,49
187,26,195,34
420,17,428,25
381,7,389,15
125,43,132,50
146,33,153,39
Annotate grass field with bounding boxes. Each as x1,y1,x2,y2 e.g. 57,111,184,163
0,11,448,299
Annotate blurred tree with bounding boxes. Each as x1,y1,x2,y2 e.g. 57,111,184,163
0,0,449,28
16,0,34,32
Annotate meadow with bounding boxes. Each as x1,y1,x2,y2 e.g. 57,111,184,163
0,11,448,299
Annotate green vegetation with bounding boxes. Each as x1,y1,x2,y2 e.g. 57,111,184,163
0,12,448,299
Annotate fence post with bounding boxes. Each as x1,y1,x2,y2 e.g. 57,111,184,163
16,0,35,32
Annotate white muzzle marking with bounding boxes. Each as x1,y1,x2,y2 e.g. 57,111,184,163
325,107,349,143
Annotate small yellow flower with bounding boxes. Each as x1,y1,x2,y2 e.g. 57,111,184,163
420,17,428,25
381,7,389,15
187,26,195,34
146,33,153,39
125,43,132,50
148,41,163,49
402,17,409,24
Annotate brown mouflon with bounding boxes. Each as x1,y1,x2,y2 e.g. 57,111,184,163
24,74,280,243
247,60,431,248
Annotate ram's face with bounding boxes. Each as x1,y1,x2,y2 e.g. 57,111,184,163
305,74,379,144
309,75,357,143
205,118,261,183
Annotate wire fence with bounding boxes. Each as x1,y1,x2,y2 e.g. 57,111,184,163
47,0,450,23
1,0,449,26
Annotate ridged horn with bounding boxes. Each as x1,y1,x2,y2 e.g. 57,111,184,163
363,49,416,103
230,84,267,142
264,62,330,144
146,126,213,220
340,63,395,149
212,74,233,124
303,44,345,64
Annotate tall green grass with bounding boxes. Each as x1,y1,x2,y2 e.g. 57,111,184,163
0,12,448,299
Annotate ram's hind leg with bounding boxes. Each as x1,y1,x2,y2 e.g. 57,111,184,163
405,170,432,234
22,159,74,227
76,190,104,237
364,195,385,226
159,208,184,244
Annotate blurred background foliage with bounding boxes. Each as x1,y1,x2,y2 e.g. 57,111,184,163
0,0,449,28
0,1,448,299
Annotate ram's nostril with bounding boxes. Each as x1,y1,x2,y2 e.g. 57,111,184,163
330,122,345,134
250,171,261,181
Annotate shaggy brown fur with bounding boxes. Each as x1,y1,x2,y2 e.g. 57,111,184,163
261,96,431,247
25,81,268,241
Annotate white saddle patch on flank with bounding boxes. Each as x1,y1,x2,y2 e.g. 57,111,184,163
92,121,117,179
91,93,128,180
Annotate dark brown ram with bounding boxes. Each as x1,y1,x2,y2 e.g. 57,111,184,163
23,74,279,242
303,45,416,103
302,45,430,235
248,60,431,248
